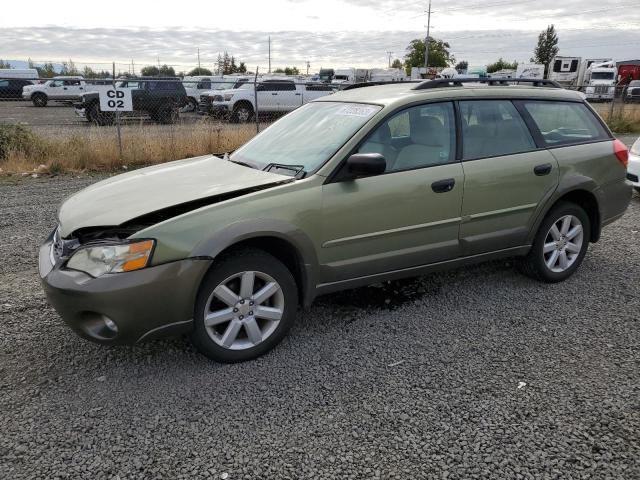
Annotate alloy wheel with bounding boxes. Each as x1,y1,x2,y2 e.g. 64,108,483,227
204,271,284,350
543,214,584,273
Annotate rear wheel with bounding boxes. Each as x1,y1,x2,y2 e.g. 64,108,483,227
154,105,179,124
190,249,298,363
87,103,114,126
518,202,590,282
32,93,47,107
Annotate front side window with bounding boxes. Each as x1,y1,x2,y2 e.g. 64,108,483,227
49,80,63,87
460,100,535,160
522,101,608,146
63,80,81,86
357,102,455,172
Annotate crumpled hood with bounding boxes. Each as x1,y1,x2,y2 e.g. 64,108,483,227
58,155,289,237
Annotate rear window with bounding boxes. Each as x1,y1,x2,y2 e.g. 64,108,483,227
522,101,609,146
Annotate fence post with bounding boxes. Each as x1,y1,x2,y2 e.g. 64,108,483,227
112,62,123,160
254,67,260,133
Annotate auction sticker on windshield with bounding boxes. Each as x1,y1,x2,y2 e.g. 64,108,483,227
337,104,379,117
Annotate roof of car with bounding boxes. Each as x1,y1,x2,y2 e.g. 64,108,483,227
317,82,585,108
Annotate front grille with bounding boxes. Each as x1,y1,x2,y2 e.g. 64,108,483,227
627,172,639,183
594,85,610,94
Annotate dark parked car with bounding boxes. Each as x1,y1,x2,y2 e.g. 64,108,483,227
0,79,33,100
74,77,188,125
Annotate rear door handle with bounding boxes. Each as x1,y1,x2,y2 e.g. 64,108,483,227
431,178,455,193
271,92,278,95
534,163,552,176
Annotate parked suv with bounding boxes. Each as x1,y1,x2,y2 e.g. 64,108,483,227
39,79,632,363
199,79,334,122
74,77,188,125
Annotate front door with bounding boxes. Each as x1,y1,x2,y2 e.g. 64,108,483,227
320,101,464,283
457,99,559,255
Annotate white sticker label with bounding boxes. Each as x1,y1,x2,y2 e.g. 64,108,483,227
337,104,378,117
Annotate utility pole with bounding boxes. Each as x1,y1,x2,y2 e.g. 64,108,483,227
306,60,310,75
197,48,201,71
268,36,271,73
424,0,432,69
386,51,393,68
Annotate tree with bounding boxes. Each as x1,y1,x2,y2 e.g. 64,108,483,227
391,59,403,69
532,24,559,78
487,58,518,73
237,62,247,73
273,66,300,75
38,63,56,78
454,60,468,72
0,59,11,69
82,66,97,78
60,59,79,75
140,65,175,76
404,37,454,72
188,67,213,76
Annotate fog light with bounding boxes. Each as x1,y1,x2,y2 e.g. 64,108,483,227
103,316,118,333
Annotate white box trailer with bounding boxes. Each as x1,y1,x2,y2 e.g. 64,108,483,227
0,68,38,81
516,63,545,79
549,56,582,85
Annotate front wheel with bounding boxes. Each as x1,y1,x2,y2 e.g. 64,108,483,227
229,103,254,123
87,103,114,126
190,249,298,363
518,202,590,282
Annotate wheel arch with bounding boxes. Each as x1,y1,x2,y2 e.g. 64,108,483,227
529,179,602,245
193,220,319,307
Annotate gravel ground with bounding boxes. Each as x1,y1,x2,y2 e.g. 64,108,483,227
0,175,639,479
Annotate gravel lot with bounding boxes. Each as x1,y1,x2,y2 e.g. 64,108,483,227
0,176,639,479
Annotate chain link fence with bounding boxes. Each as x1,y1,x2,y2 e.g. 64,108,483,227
1,74,638,174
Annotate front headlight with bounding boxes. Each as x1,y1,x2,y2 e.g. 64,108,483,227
223,93,234,101
631,137,640,156
66,239,155,277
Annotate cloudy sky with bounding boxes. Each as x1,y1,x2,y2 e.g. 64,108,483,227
1,0,639,72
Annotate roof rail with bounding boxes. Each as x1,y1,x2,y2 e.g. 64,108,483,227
342,80,421,90
412,77,562,90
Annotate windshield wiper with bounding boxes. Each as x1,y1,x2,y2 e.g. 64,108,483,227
262,163,306,178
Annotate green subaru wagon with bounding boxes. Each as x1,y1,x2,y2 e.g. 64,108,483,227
39,79,633,362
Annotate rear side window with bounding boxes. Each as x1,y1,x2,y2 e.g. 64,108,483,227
460,100,535,160
522,101,609,146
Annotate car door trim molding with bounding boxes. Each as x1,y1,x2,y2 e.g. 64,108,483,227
322,216,462,248
463,202,538,221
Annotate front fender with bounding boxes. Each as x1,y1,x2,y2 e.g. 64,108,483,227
192,219,320,307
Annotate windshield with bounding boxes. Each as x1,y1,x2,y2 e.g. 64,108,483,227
231,102,381,172
591,72,614,80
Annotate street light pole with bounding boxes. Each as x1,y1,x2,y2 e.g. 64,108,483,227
424,0,432,69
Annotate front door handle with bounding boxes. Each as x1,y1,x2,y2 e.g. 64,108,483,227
534,163,552,176
431,178,455,193
271,92,278,95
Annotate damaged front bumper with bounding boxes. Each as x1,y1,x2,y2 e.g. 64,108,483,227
38,229,212,344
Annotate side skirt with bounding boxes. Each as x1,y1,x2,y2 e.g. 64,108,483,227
313,245,531,298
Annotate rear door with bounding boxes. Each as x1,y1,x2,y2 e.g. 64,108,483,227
458,99,559,255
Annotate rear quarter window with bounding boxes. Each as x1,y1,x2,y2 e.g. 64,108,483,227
522,101,609,146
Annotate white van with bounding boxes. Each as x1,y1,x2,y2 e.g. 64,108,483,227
0,68,38,81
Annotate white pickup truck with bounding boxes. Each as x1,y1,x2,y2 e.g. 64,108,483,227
22,76,119,107
199,79,334,122
182,75,224,111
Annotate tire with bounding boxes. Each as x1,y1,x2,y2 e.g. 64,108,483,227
87,103,114,126
190,248,298,363
518,202,591,283
154,105,178,124
32,93,47,107
230,102,254,123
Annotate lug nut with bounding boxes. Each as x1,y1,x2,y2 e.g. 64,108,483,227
248,311,253,316
249,301,254,306
240,300,245,304
239,315,244,320
233,308,239,312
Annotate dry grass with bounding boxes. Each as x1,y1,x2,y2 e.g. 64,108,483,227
592,102,640,133
0,121,256,175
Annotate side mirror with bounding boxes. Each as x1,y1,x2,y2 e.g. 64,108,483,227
345,153,386,179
